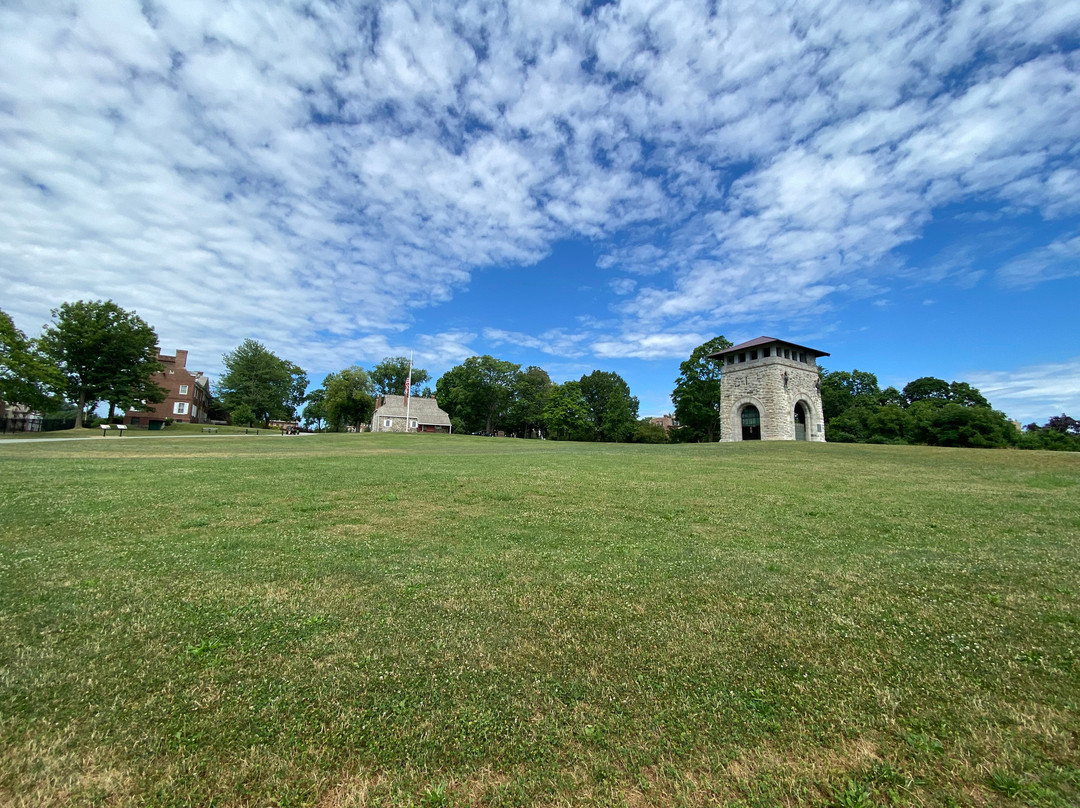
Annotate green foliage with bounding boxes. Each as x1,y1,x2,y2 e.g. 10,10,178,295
632,418,669,443
948,381,990,408
672,335,731,441
541,381,591,441
323,366,375,431
879,385,905,407
903,376,952,405
578,369,639,442
217,339,307,427
1021,418,1080,451
822,368,1021,449
205,393,230,423
433,358,642,442
820,368,882,422
38,300,166,426
506,366,552,438
988,771,1034,799
906,400,1018,448
431,357,648,442
302,388,327,431
435,355,521,434
0,309,64,412
228,403,255,427
830,779,874,808
371,356,430,397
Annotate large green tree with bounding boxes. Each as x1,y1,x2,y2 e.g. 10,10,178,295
507,366,552,438
578,370,639,442
302,388,327,431
217,340,307,427
436,355,521,434
671,336,732,442
38,300,166,427
0,309,64,414
902,376,952,405
542,381,592,441
372,356,430,397
323,366,375,431
820,368,882,422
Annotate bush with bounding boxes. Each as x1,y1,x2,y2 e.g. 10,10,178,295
632,419,669,444
229,404,255,428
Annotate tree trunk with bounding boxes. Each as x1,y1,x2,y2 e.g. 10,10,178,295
74,389,86,428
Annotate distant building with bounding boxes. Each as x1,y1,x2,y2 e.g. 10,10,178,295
708,337,828,442
649,414,678,432
370,395,452,433
124,349,211,428
1,403,42,433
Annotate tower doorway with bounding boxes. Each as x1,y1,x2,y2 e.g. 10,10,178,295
794,402,807,441
741,405,761,440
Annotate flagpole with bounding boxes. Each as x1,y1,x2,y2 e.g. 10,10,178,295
404,352,412,432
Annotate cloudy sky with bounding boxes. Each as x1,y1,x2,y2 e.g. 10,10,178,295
2,0,1078,422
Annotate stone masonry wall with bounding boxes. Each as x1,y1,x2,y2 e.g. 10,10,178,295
719,355,826,442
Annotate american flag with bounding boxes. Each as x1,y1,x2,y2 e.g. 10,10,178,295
404,372,410,400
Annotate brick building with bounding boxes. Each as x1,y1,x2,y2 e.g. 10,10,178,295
124,349,211,428
648,414,678,433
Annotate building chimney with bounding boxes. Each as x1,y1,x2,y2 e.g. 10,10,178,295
174,349,188,368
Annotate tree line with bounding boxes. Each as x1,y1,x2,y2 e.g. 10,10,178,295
306,354,647,441
433,356,642,440
820,368,1079,451
3,303,1074,448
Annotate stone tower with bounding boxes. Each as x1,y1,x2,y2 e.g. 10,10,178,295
708,337,829,442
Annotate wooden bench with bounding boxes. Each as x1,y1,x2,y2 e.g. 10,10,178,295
201,427,219,433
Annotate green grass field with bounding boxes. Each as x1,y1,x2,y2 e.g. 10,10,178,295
1,435,1077,807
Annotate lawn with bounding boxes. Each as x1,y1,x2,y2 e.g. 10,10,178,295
1,435,1077,807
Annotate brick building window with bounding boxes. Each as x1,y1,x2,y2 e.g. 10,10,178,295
174,402,188,415
179,384,189,395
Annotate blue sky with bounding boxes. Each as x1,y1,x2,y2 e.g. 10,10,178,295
2,0,1079,423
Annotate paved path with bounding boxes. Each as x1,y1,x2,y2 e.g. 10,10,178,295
0,432,310,444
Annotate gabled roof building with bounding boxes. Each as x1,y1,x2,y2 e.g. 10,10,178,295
370,395,452,433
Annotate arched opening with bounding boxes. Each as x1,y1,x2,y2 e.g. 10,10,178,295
741,404,761,441
794,402,807,441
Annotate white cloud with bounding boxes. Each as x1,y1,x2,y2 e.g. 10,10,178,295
997,234,1080,287
0,0,1077,379
968,358,1080,423
593,332,706,360
483,328,589,358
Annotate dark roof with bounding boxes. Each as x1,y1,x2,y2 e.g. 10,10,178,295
371,395,451,426
707,336,830,359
